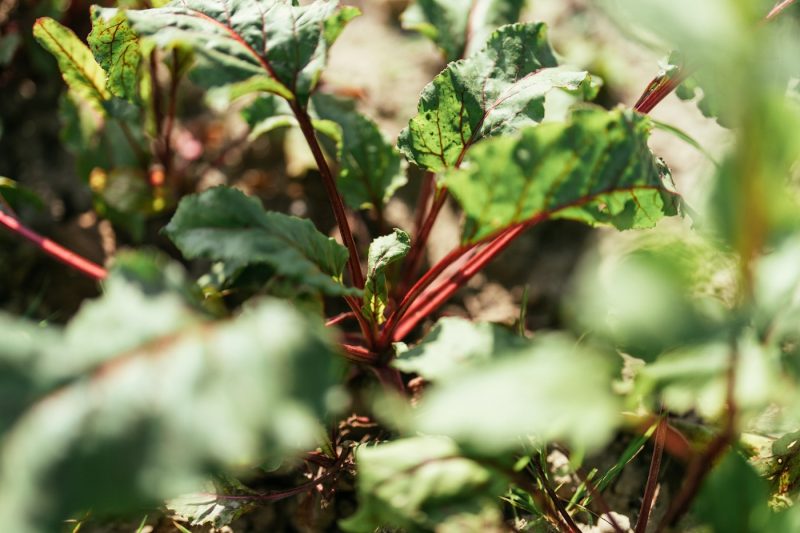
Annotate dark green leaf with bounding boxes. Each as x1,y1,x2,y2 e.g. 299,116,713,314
0,177,44,211
164,186,358,296
362,229,410,324
402,0,526,61
98,0,358,105
392,317,526,381
414,334,621,455
313,94,407,210
340,436,507,533
693,451,776,532
445,107,681,243
0,316,59,434
398,23,596,172
0,298,339,531
89,8,142,101
33,17,110,111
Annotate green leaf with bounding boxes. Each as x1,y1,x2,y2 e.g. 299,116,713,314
164,186,358,297
240,94,297,140
0,177,44,211
0,298,339,531
413,334,621,455
392,317,526,382
340,436,508,533
398,23,596,172
97,0,358,105
33,17,110,111
312,94,407,210
445,107,681,243
88,8,141,101
402,0,526,61
362,229,411,325
567,230,733,362
167,479,257,528
693,451,776,532
0,316,59,434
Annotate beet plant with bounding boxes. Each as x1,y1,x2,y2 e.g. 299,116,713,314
1,0,800,531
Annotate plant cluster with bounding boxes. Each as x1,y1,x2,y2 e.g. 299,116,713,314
1,0,800,531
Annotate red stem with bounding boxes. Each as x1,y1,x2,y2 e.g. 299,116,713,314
161,48,180,178
635,415,668,533
767,0,797,20
0,210,107,281
325,311,355,327
398,187,449,294
379,243,479,349
290,101,365,290
390,223,527,343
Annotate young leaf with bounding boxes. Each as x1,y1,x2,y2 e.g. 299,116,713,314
313,94,407,210
164,186,358,297
340,436,508,533
402,0,526,61
413,334,621,455
362,229,411,324
398,23,596,172
88,8,141,101
33,17,110,111
445,107,681,243
96,0,359,105
0,299,340,532
392,317,526,382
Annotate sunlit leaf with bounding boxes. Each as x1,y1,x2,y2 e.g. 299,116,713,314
33,17,110,111
402,0,526,61
398,23,596,172
414,334,621,455
445,107,680,243
97,0,359,105
88,8,141,101
0,298,339,531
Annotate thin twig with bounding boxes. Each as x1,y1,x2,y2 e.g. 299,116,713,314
0,209,106,280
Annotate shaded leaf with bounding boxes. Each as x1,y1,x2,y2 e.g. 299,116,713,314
164,186,358,296
0,298,339,531
445,107,681,243
402,0,526,61
340,436,507,533
240,94,297,140
693,451,776,532
0,177,44,211
98,0,358,105
33,17,110,111
313,94,407,210
0,316,59,434
392,317,526,381
362,229,410,325
398,23,596,172
414,334,621,455
88,8,142,101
